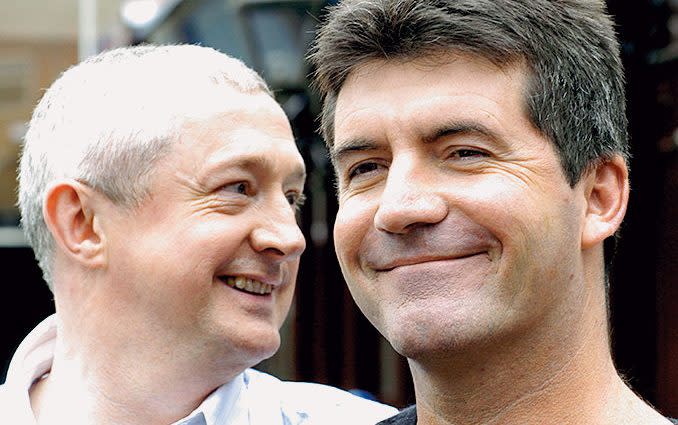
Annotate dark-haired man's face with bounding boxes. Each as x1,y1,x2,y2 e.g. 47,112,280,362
330,54,590,359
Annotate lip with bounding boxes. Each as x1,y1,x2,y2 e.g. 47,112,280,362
359,215,499,272
216,271,287,298
374,252,489,272
215,272,283,288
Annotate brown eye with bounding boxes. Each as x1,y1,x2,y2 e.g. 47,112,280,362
286,192,306,209
449,148,489,160
349,162,381,179
221,182,249,195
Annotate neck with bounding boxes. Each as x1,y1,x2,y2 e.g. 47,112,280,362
407,273,667,425
30,312,243,425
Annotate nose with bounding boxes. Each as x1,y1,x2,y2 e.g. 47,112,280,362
250,196,306,261
374,162,448,234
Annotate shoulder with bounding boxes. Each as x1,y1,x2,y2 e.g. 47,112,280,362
0,381,35,424
376,405,416,425
244,369,398,424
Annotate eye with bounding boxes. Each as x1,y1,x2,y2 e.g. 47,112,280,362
220,181,249,195
286,191,306,210
448,148,489,160
348,161,383,179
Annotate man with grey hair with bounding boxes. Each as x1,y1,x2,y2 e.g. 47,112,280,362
0,44,396,425
310,1,677,424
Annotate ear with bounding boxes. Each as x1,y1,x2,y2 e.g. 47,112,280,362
581,155,629,250
43,179,107,268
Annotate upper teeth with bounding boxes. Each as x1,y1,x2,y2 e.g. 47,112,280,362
224,276,273,295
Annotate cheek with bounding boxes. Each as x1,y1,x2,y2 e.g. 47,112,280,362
119,218,246,288
456,176,563,240
460,177,582,282
170,219,251,276
333,198,373,271
275,263,299,326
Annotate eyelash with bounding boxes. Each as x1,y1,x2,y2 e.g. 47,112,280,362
220,181,250,195
448,148,489,159
287,192,306,210
220,182,305,212
345,147,488,180
348,161,384,180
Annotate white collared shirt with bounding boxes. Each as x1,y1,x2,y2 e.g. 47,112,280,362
1,315,397,425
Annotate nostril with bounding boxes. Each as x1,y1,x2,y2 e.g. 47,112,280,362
374,193,448,234
250,225,306,260
265,247,286,257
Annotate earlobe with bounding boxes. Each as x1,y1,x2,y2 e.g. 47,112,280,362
43,180,106,267
581,155,629,250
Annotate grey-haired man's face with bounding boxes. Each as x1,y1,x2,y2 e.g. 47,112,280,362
97,88,306,365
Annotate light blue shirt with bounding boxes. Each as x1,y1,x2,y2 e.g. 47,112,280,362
1,315,397,424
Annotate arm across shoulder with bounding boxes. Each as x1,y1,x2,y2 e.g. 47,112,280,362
244,369,398,425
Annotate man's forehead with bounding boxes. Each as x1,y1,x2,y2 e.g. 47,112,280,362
180,88,278,124
339,50,522,85
332,53,529,131
203,145,306,176
174,108,304,182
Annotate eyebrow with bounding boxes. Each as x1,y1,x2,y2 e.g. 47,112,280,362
421,121,503,145
330,120,505,167
202,155,306,184
329,138,380,169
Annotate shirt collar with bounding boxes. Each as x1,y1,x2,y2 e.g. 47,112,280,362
175,373,245,425
5,314,245,425
6,314,56,392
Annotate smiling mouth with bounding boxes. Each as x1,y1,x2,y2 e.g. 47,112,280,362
219,276,273,296
378,252,489,272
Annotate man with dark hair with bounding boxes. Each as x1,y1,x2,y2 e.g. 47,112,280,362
309,1,676,424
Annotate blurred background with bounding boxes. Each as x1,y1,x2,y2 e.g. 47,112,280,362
0,0,676,416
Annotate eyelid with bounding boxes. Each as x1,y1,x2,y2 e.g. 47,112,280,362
218,181,250,195
290,192,306,210
347,158,388,179
446,146,491,159
281,189,306,214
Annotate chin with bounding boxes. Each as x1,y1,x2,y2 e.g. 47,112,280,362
236,329,282,363
386,328,457,361
207,321,283,368
388,329,492,362
379,305,503,361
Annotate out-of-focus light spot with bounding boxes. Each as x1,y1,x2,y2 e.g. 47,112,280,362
121,0,160,28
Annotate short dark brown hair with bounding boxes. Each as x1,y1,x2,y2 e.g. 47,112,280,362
309,0,629,187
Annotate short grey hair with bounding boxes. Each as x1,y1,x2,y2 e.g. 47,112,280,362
19,44,271,289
